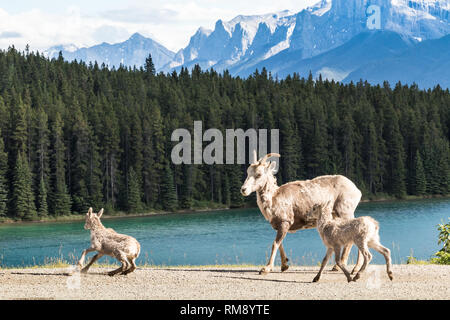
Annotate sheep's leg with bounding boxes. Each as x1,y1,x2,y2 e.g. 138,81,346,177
334,247,353,282
260,222,289,275
331,243,352,271
81,253,104,274
313,247,333,282
108,252,130,277
370,241,393,281
122,257,137,275
77,248,95,269
352,244,372,281
279,243,289,272
351,249,364,274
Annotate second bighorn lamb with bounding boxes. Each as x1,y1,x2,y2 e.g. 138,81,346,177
312,202,393,283
77,208,141,276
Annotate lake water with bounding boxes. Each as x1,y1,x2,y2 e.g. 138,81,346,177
0,198,449,268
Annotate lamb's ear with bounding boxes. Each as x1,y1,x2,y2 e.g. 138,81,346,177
97,208,104,218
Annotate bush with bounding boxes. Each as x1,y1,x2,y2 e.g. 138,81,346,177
430,218,450,265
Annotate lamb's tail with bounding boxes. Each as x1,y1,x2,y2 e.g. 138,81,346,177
366,216,380,231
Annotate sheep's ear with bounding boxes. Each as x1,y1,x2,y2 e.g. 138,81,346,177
97,208,104,218
268,161,278,173
87,207,93,216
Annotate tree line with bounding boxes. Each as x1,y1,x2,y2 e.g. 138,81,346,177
0,48,449,220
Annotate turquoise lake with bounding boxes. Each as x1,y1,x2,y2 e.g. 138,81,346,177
0,198,449,267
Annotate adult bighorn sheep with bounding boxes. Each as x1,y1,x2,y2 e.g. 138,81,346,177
77,208,141,276
240,151,363,275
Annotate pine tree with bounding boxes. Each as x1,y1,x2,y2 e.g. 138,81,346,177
12,152,37,220
144,54,156,77
160,163,178,212
49,113,71,216
0,129,8,216
383,104,406,198
180,164,193,209
413,150,427,196
127,167,142,213
37,176,48,217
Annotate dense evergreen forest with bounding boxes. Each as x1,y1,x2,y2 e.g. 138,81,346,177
0,47,449,221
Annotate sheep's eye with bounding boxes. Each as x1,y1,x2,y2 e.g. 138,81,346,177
255,173,262,179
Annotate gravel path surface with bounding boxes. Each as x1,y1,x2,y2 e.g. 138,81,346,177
0,265,449,300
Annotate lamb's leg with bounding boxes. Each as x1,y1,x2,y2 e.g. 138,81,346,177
332,243,352,271
108,252,130,277
260,222,289,275
370,241,393,281
77,248,95,269
313,247,333,282
122,257,137,275
279,243,289,272
352,244,372,281
351,249,363,274
334,247,353,282
81,253,104,274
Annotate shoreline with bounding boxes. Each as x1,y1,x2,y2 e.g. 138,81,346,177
1,194,449,226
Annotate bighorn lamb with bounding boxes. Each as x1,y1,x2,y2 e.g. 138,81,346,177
311,202,393,282
241,151,363,275
77,208,141,276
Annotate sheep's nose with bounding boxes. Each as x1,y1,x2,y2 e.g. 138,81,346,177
241,187,247,195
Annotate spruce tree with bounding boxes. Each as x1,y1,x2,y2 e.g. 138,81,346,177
49,113,71,216
160,163,178,212
0,129,8,216
180,164,193,209
144,54,156,77
127,167,142,213
413,150,427,196
12,152,37,220
37,176,48,217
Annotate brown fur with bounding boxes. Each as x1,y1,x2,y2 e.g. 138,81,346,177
77,208,141,276
241,151,363,275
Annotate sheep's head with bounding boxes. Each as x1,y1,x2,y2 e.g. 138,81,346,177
241,150,280,196
84,207,104,230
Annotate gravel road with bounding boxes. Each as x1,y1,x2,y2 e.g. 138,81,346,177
0,264,448,300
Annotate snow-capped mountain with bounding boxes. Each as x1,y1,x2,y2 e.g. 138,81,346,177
162,0,450,80
43,0,449,87
44,33,175,70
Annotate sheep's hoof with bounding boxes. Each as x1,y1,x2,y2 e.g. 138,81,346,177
331,265,340,272
388,273,394,281
80,268,89,274
312,276,320,283
259,267,270,275
352,274,361,282
108,271,116,277
281,264,289,272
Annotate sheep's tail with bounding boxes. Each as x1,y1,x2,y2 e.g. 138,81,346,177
367,216,379,231
135,239,141,258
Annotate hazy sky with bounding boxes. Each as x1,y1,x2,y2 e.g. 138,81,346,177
0,0,319,52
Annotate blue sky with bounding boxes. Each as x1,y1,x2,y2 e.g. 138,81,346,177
0,0,318,52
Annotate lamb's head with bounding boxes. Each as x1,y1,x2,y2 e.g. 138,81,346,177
241,151,280,196
84,207,104,230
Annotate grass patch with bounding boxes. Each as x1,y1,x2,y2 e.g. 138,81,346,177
406,255,431,265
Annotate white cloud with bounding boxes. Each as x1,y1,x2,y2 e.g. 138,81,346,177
0,1,319,52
